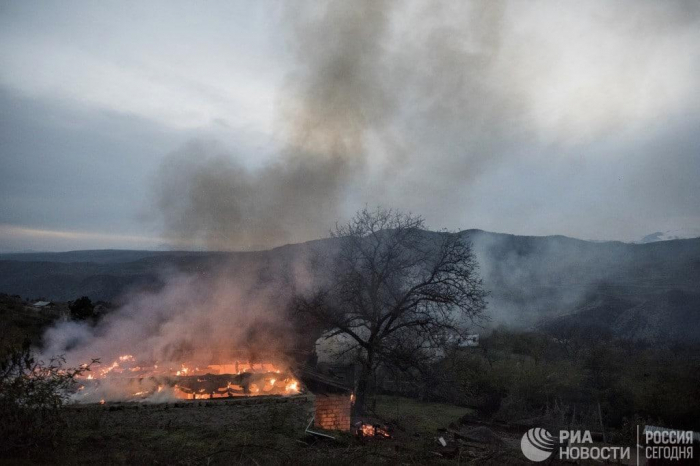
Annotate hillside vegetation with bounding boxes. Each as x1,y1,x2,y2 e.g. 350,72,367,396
2,232,699,343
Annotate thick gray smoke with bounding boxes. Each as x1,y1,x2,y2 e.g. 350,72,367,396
152,1,396,250
151,1,523,250
151,1,700,249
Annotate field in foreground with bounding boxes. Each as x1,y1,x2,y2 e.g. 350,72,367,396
3,395,555,465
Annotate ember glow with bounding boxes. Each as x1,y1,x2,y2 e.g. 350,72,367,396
357,422,391,439
74,355,301,403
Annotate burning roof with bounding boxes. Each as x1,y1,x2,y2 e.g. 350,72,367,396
74,355,301,403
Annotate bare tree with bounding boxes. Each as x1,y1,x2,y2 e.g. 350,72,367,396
296,207,487,414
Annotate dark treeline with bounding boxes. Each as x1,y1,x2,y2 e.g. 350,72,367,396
380,327,700,438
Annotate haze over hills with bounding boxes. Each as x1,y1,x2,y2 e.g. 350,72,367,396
1,230,699,343
638,228,700,244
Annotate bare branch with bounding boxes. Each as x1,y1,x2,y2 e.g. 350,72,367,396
295,206,488,414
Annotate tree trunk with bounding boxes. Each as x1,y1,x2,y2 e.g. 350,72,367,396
354,357,373,416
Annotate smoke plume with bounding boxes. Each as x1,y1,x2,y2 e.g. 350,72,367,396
152,1,394,250
152,1,700,249
39,256,314,401
151,1,524,250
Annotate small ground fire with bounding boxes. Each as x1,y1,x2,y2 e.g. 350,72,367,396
355,421,392,439
75,354,301,402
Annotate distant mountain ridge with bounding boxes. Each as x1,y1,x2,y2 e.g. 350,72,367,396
542,290,700,343
1,231,699,342
0,249,212,264
639,228,700,243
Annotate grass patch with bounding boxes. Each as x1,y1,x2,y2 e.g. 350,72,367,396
373,395,473,433
7,397,486,464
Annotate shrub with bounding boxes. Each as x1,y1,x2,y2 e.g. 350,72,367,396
69,296,95,320
0,339,96,458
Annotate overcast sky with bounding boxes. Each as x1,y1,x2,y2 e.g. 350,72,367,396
1,0,699,252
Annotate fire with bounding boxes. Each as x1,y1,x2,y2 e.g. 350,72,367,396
361,424,375,436
74,355,302,403
358,422,391,439
100,361,121,377
285,381,299,393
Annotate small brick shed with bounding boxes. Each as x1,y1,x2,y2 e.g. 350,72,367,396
314,393,352,431
299,366,354,432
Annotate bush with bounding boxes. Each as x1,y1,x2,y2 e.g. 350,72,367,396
70,296,95,320
0,339,96,458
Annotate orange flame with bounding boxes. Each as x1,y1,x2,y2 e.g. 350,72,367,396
78,356,301,402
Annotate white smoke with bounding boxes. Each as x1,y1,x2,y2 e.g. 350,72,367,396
40,257,314,402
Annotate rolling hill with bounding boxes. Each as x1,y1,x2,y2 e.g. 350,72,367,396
1,231,699,342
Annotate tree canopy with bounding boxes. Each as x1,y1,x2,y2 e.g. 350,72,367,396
296,207,488,413
69,296,94,321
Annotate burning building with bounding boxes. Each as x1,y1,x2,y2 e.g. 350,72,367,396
73,353,302,403
41,256,360,432
73,351,360,434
